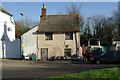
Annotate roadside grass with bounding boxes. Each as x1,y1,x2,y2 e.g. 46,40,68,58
38,67,120,80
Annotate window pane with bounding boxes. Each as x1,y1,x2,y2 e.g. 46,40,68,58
64,49,71,57
90,39,99,45
65,33,73,40
45,33,53,40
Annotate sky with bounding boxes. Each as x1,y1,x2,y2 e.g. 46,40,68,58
0,2,118,24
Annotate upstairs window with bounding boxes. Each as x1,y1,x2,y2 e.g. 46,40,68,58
45,33,53,40
65,33,73,40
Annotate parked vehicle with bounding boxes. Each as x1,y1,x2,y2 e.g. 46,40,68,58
91,48,103,56
48,56,55,61
86,38,109,61
24,54,32,60
88,38,101,53
90,51,120,64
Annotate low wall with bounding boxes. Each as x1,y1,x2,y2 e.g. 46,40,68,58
0,39,21,58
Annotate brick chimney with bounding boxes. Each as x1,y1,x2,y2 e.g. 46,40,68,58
41,4,46,18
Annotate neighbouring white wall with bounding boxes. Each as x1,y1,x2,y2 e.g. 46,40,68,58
0,39,21,58
5,39,21,58
0,41,2,58
0,10,17,58
22,26,38,57
0,11,15,42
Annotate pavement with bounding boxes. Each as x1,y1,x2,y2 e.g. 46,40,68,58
1,59,120,80
2,59,37,64
1,59,84,64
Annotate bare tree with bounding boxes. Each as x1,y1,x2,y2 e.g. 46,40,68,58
89,15,105,37
16,17,39,28
63,3,84,34
15,17,39,38
85,14,116,46
65,3,82,15
111,10,120,40
84,18,92,36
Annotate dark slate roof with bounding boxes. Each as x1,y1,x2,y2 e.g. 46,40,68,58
38,15,80,33
0,7,12,16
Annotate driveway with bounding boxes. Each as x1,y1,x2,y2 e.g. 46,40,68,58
2,60,120,79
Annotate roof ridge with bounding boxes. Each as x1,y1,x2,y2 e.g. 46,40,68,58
23,25,38,36
0,7,13,16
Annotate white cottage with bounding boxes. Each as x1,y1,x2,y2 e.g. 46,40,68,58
0,7,21,58
22,4,83,60
37,4,82,60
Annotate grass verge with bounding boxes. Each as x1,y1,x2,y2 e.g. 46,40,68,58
37,67,120,80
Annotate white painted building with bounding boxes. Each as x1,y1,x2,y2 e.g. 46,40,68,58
22,25,38,59
0,7,21,58
0,7,15,42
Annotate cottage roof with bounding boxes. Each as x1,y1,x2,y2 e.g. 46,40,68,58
38,15,80,33
0,7,12,16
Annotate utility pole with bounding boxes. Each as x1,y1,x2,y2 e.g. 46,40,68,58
20,13,24,55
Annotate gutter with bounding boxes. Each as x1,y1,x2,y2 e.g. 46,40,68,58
37,26,38,60
10,16,15,24
75,32,78,56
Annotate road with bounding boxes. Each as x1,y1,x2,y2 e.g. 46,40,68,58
2,61,120,79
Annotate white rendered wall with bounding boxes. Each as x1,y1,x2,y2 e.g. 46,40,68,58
0,11,16,58
22,26,38,57
0,41,2,58
0,11,15,42
37,32,83,60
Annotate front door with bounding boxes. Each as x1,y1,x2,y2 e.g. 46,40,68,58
41,48,48,60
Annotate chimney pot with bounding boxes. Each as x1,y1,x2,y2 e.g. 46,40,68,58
43,4,46,8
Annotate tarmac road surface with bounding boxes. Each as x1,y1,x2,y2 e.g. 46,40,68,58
2,60,120,79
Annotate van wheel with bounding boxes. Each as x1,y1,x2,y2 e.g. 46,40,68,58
96,60,101,64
